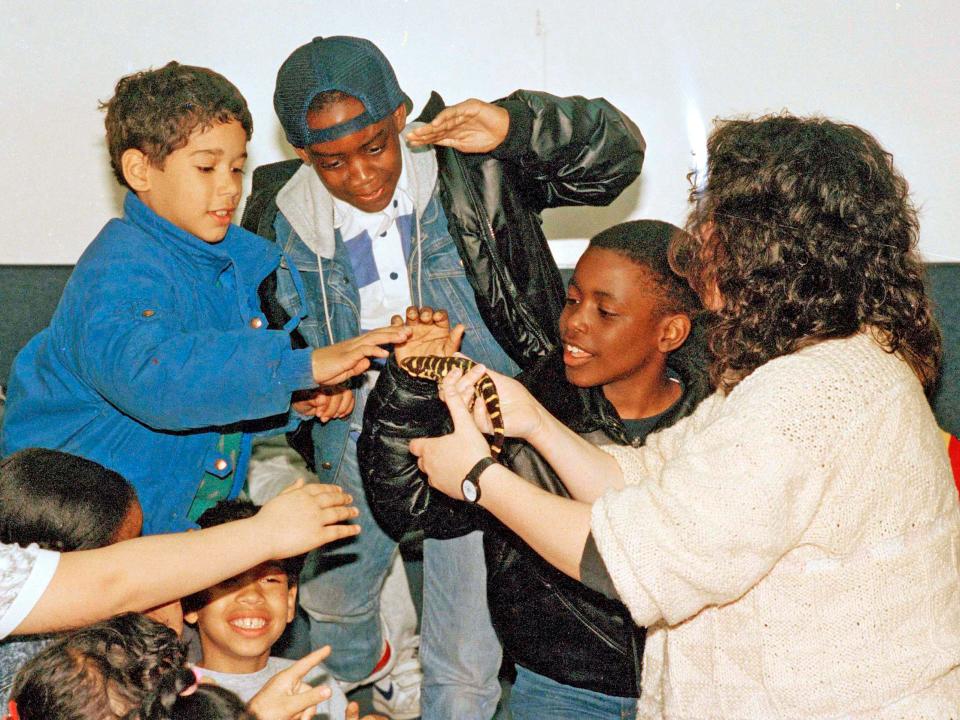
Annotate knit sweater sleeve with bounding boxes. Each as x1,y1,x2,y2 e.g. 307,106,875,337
590,336,887,628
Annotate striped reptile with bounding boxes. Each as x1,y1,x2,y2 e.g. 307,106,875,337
398,355,504,460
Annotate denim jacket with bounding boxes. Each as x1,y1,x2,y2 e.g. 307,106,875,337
0,193,316,533
271,153,519,483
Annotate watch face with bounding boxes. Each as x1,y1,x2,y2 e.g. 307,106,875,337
461,478,479,503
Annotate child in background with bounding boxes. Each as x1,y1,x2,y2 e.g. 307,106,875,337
0,61,409,535
184,499,384,720
0,448,142,704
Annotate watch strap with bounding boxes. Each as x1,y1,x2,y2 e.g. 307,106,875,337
462,456,496,502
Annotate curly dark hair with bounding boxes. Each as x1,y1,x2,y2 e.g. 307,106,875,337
10,613,253,720
100,61,253,190
669,113,941,395
0,448,139,550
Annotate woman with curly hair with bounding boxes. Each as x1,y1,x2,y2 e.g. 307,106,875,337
408,114,960,718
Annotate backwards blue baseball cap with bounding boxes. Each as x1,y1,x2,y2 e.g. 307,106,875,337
274,36,412,148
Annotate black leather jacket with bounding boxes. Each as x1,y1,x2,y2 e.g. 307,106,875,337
241,90,645,369
358,325,713,697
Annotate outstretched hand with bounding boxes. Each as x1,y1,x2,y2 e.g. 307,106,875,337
393,305,465,362
406,99,510,154
257,480,360,559
311,324,412,386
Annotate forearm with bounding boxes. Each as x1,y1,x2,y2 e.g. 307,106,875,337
16,518,274,634
525,410,624,501
478,464,593,580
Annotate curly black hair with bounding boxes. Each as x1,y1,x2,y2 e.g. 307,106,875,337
669,113,941,394
10,613,253,720
100,61,253,190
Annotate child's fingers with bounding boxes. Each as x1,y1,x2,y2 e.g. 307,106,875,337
318,522,362,545
283,645,333,680
346,701,361,720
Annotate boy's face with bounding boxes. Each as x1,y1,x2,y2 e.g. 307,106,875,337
295,96,406,213
559,247,679,396
134,120,247,243
184,561,297,674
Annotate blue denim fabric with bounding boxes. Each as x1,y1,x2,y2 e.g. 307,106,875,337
273,191,517,703
509,665,638,720
301,433,397,680
1,193,315,534
421,533,502,720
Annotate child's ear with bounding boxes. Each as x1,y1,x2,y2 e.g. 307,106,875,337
658,313,692,354
286,583,298,623
121,148,152,192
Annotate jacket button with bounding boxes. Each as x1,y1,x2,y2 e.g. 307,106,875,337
142,309,155,317
321,461,333,470
250,317,263,329
214,458,228,471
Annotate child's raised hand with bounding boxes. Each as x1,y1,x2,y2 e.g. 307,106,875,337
247,645,334,720
311,325,413,386
393,305,465,362
405,98,510,153
256,480,360,559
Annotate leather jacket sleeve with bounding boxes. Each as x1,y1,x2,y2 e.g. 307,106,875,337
357,357,486,541
490,90,646,211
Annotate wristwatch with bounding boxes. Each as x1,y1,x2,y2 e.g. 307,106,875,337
461,456,496,503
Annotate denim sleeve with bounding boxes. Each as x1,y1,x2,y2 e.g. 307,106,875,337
67,260,316,432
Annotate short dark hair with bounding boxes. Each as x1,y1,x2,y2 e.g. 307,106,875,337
0,448,139,551
195,498,305,580
100,61,253,190
587,220,701,318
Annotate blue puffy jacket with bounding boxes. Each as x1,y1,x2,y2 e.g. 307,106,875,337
0,193,316,533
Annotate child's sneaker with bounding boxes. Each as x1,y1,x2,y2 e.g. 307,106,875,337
372,634,422,720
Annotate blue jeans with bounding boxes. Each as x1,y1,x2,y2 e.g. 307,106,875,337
421,533,502,720
509,665,638,720
299,435,503,720
300,433,395,681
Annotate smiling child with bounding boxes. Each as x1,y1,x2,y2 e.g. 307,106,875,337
360,220,711,719
0,61,410,535
184,499,349,717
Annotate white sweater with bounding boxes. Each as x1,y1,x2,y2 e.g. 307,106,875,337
592,332,960,719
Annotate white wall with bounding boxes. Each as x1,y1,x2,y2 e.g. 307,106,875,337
2,0,957,265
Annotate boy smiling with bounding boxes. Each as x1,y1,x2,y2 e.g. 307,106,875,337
360,220,712,719
1,61,409,534
184,499,350,718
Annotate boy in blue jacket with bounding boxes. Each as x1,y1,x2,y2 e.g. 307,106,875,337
0,61,409,535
